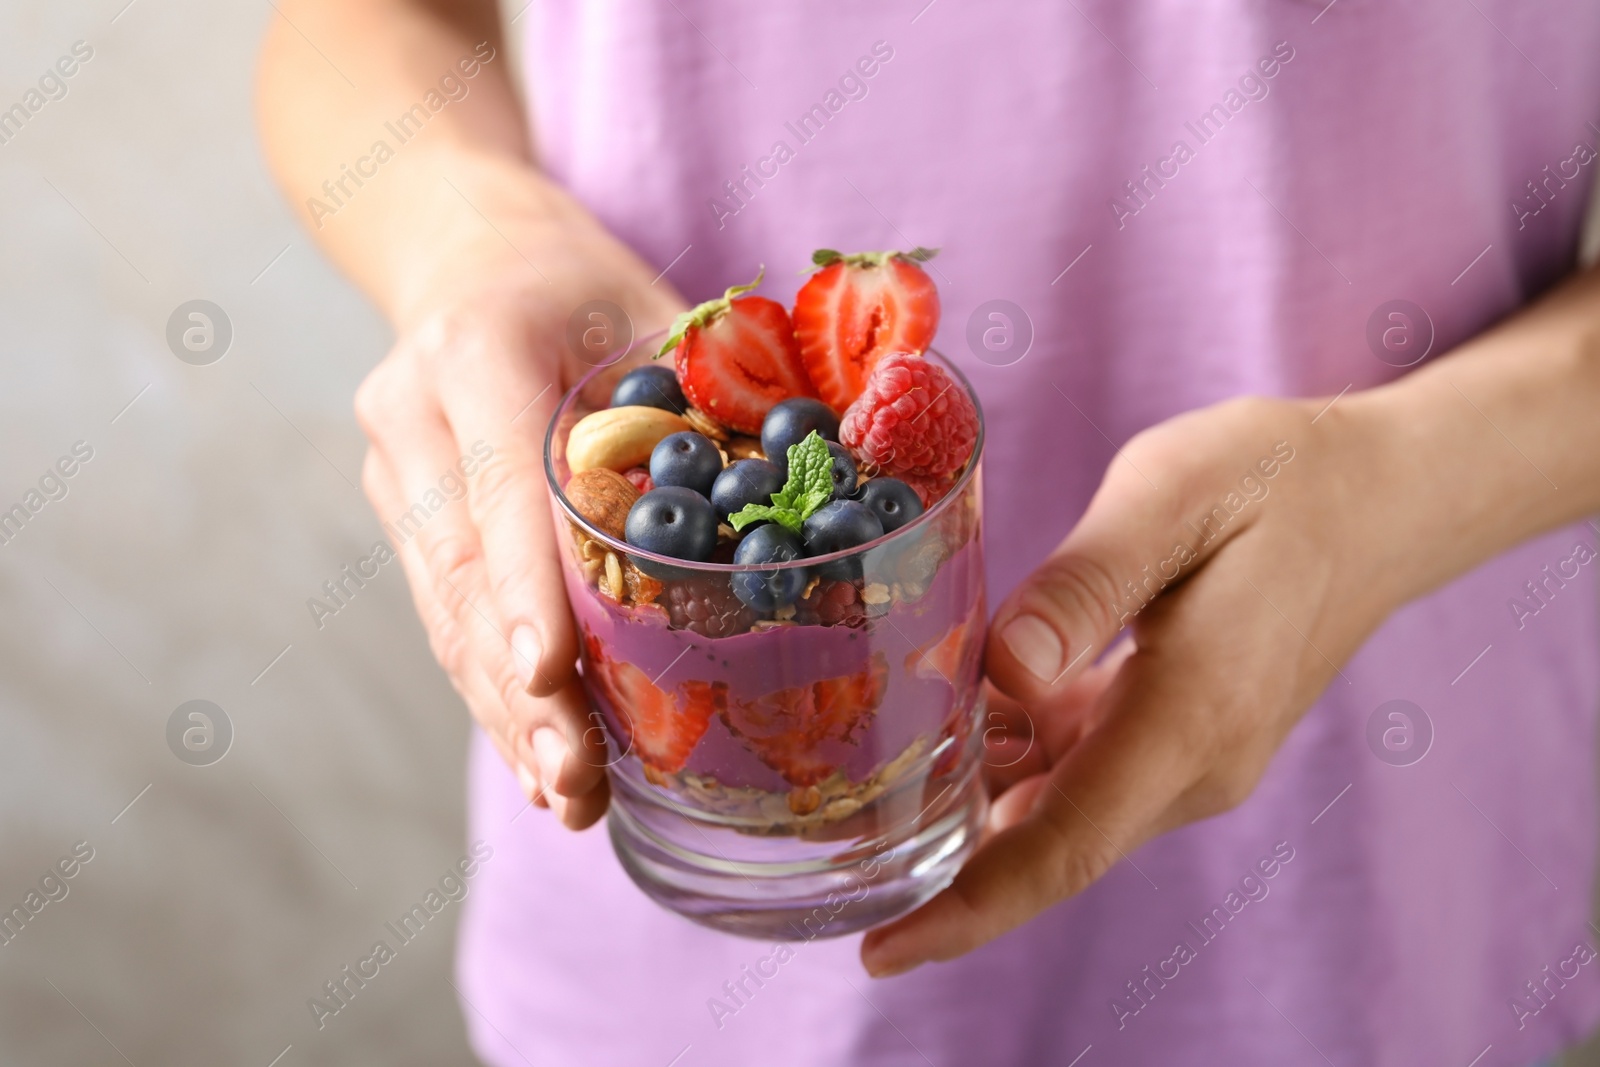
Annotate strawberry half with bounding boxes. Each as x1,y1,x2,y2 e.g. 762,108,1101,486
721,652,889,786
656,269,817,434
584,631,721,774
792,248,941,412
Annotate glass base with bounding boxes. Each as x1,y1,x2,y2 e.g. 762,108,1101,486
607,760,988,941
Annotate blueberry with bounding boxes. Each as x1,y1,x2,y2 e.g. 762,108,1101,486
855,477,924,533
762,398,840,474
624,487,719,578
610,365,687,414
826,442,858,498
802,499,885,580
731,525,809,611
649,431,723,498
711,458,784,521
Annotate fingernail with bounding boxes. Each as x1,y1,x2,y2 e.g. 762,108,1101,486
533,727,568,794
1000,613,1064,682
862,942,919,979
512,625,541,690
515,762,540,802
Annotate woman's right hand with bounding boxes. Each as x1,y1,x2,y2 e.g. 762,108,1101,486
353,192,685,829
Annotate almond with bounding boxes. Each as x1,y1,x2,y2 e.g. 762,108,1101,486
564,467,640,539
566,405,690,473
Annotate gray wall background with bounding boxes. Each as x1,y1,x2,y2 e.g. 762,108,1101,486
4,3,1600,1066
0,2,497,1063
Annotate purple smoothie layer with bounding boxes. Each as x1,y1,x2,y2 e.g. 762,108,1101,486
566,540,985,792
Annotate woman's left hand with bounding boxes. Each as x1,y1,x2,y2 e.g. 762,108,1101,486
861,387,1453,976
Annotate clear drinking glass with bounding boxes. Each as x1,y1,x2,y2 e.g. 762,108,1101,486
544,337,987,940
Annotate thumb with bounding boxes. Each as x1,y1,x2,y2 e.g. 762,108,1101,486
987,445,1259,705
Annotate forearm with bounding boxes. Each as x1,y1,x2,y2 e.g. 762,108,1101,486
255,0,591,325
1343,265,1600,604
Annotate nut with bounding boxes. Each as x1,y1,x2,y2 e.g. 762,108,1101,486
564,468,640,539
622,558,665,605
861,582,891,605
599,551,625,604
787,785,822,816
567,406,690,473
683,405,730,441
725,435,765,461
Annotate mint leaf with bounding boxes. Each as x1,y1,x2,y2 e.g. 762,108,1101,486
729,503,801,534
723,431,838,533
785,432,835,522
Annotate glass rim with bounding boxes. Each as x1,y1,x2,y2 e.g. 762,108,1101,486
543,332,985,574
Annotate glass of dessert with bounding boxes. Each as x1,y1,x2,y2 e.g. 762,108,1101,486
543,250,987,940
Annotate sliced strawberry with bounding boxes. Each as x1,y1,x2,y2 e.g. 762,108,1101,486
584,631,720,773
904,615,977,685
656,270,816,434
721,653,888,786
792,248,941,412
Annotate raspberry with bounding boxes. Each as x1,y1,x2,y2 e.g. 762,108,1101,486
666,576,756,638
839,353,977,478
899,471,958,508
623,466,654,493
797,579,866,627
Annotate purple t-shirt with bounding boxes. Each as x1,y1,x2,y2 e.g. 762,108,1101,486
456,3,1600,1063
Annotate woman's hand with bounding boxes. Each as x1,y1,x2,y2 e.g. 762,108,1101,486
862,395,1381,974
863,270,1600,977
353,200,683,829
257,0,690,829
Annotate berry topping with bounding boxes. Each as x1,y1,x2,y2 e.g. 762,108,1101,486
797,579,866,627
761,398,840,475
584,631,720,773
854,476,924,532
657,270,817,434
610,364,688,414
898,470,958,508
839,352,977,478
721,652,889,786
792,248,941,411
731,524,809,612
825,441,858,498
649,431,724,497
623,466,654,493
802,498,885,581
801,499,884,557
665,576,757,638
624,487,719,577
727,431,836,535
711,458,784,522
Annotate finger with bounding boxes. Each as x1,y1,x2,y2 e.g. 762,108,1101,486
419,314,578,699
982,639,1135,795
364,448,532,777
364,441,608,800
862,642,1210,977
986,421,1288,704
865,557,1296,977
